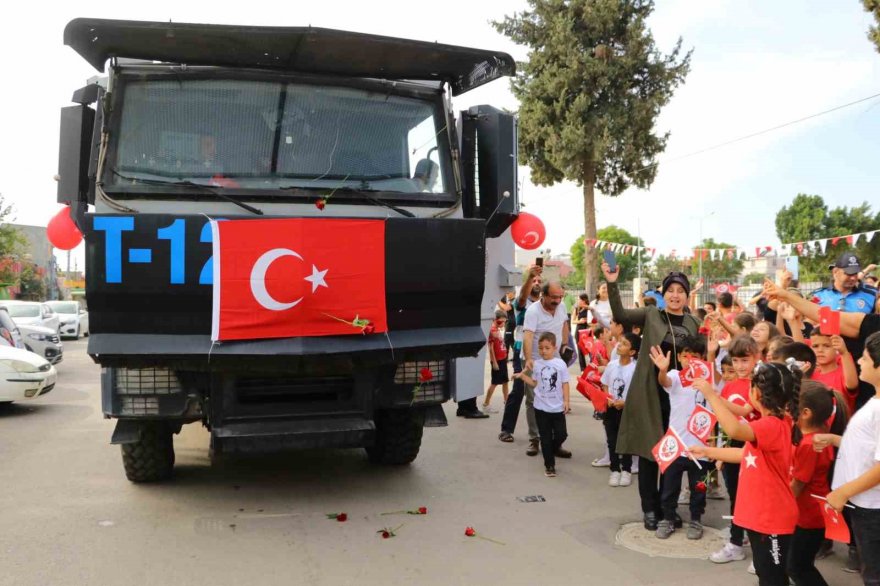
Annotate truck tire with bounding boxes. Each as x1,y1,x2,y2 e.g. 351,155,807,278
366,408,425,465
121,423,175,482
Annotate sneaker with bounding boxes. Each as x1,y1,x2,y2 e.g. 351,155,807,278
608,471,621,487
678,489,690,505
526,438,540,457
815,539,833,560
555,447,572,459
631,459,639,474
710,543,746,564
619,471,632,487
687,520,703,540
482,404,498,414
655,519,674,539
747,561,756,575
673,513,683,529
707,485,726,500
845,545,861,573
591,456,611,467
545,467,557,478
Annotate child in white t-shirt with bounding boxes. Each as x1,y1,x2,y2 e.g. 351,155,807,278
649,334,712,541
515,332,570,477
601,332,639,487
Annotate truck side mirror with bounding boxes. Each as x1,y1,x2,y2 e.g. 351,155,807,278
459,105,519,238
57,85,103,206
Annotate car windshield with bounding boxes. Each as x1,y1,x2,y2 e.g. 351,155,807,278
6,305,40,318
109,78,448,195
48,302,80,314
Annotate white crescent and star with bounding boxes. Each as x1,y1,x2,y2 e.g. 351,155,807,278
249,248,330,311
522,231,540,246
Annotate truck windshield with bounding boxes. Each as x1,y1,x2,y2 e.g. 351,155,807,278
108,79,448,196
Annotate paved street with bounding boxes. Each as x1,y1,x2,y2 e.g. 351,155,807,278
0,342,863,586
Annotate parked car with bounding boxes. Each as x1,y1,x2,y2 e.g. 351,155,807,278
3,301,60,333
0,306,26,350
46,300,89,339
0,344,57,404
17,323,63,365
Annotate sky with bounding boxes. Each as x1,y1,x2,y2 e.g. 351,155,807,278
1,0,878,272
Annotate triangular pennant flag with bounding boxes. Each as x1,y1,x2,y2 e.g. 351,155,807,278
853,233,862,246
726,249,734,260
832,237,841,246
778,244,791,256
846,235,854,245
649,248,657,258
796,242,804,256
867,231,876,243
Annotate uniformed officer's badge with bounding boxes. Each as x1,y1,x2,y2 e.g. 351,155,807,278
857,299,867,309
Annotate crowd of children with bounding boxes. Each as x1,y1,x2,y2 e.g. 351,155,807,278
485,257,880,586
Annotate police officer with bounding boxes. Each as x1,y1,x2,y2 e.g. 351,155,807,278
812,251,878,410
811,251,877,314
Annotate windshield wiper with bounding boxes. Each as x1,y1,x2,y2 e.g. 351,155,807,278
280,185,415,218
108,169,264,215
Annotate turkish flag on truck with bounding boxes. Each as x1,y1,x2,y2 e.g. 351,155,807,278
211,218,387,341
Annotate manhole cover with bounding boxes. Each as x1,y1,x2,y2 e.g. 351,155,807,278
615,522,727,559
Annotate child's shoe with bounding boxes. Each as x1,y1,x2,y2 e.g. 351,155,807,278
608,471,621,487
710,543,745,564
746,562,755,575
687,520,703,540
544,467,557,478
482,403,498,414
619,471,632,486
655,519,674,539
631,459,639,474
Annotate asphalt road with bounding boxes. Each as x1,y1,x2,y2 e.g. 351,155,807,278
0,341,863,586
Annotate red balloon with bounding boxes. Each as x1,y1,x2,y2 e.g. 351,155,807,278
510,212,546,250
47,206,83,250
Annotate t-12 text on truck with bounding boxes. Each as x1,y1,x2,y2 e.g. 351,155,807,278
57,19,520,482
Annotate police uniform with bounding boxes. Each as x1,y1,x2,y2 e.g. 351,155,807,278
810,284,877,314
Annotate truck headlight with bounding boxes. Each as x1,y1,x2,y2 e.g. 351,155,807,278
1,359,41,373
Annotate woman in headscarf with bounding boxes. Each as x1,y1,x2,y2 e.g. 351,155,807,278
601,262,702,530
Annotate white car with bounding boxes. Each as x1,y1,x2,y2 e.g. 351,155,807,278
0,345,57,404
46,301,89,339
17,323,63,365
0,306,26,350
4,301,60,333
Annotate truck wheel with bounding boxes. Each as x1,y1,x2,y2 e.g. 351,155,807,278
366,408,425,465
121,423,175,482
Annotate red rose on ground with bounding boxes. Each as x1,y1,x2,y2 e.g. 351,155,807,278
419,368,433,383
315,199,327,210
695,482,707,494
418,507,428,515
362,324,375,335
465,527,476,537
381,531,390,539
336,513,347,522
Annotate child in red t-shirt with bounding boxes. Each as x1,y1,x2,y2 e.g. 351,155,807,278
809,328,859,414
787,381,849,586
483,310,510,413
706,336,760,564
691,361,801,585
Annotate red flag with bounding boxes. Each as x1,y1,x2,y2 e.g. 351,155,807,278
686,404,717,444
211,218,387,341
821,501,851,543
818,306,841,336
577,374,611,412
846,235,854,245
651,429,687,473
681,359,714,388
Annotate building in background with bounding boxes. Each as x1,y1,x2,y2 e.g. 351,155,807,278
1,224,60,300
738,254,786,282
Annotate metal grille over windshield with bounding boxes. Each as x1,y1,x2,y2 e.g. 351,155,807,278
112,79,446,195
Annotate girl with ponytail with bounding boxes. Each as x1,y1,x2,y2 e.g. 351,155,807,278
689,361,802,585
787,381,849,586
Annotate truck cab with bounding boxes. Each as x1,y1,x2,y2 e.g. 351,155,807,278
58,19,520,482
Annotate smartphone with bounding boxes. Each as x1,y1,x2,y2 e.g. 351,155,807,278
535,256,543,267
603,250,617,272
785,256,799,282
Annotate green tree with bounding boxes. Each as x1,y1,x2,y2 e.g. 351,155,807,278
742,273,766,285
688,238,744,282
569,225,649,285
494,0,691,295
17,264,46,301
775,193,880,281
0,194,27,285
865,0,880,52
650,254,689,281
